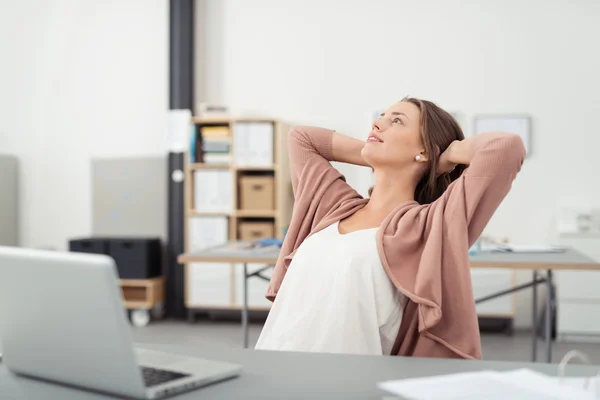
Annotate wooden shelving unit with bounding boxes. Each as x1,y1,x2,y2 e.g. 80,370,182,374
183,117,292,312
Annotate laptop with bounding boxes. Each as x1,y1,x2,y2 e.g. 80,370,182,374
0,246,242,399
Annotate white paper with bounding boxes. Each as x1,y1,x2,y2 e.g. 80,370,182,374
378,369,596,400
553,376,599,397
167,109,192,152
482,243,566,253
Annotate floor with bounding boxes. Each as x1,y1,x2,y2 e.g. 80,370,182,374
131,319,600,364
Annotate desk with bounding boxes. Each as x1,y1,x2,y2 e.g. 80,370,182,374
179,246,600,363
1,343,597,400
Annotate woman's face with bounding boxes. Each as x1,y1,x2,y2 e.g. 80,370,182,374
361,101,425,169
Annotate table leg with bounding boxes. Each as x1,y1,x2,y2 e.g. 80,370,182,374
532,270,538,362
545,270,553,363
242,263,249,349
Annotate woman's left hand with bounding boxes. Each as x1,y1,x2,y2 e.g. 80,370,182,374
438,138,474,175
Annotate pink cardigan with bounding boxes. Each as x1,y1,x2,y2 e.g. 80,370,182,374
266,126,525,359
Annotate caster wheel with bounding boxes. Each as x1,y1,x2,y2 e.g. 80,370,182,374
151,302,164,319
131,309,150,327
187,309,196,324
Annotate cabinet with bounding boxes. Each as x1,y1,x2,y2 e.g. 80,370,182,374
556,236,600,341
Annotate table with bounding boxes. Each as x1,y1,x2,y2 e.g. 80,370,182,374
470,249,600,363
179,246,600,363
1,342,597,400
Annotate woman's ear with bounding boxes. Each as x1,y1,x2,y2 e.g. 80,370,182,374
415,151,429,163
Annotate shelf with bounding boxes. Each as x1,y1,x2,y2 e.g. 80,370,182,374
191,116,276,125
189,163,231,170
189,164,275,172
180,254,279,264
185,304,271,312
188,210,233,217
235,210,277,218
189,164,277,172
235,166,276,172
123,300,154,309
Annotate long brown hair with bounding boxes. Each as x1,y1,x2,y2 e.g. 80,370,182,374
370,97,466,204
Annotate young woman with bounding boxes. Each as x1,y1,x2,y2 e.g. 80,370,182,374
254,97,525,359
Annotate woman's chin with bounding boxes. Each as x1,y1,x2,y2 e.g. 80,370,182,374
361,148,379,168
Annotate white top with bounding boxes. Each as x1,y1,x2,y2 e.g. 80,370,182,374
255,221,406,355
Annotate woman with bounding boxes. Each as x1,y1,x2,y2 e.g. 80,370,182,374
255,97,525,359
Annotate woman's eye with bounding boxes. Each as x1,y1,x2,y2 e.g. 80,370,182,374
393,117,402,124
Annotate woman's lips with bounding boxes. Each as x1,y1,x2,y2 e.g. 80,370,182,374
367,133,383,143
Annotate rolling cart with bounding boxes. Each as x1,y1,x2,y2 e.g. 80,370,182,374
119,276,165,327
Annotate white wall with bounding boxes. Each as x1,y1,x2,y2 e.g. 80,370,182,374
195,0,600,328
0,0,168,250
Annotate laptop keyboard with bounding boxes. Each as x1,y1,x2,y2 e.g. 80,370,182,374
140,366,191,387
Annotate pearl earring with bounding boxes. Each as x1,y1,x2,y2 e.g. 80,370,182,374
415,155,421,161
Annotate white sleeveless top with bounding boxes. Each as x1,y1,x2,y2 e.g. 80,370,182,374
255,221,405,355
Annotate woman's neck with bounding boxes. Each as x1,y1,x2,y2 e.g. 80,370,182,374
364,169,418,216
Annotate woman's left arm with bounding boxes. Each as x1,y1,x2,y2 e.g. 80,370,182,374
439,132,525,176
438,132,526,243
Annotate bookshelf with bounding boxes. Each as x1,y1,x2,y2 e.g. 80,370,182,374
183,117,293,312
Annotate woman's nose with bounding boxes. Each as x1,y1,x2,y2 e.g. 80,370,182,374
372,120,381,132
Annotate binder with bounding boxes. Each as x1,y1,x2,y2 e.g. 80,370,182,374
233,122,274,167
193,170,233,213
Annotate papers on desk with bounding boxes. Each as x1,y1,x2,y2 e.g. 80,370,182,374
210,242,280,255
484,243,566,253
559,376,600,396
378,369,597,400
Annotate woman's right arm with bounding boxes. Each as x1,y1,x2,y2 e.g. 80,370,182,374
288,126,368,194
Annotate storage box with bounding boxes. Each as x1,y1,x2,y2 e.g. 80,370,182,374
239,176,274,211
69,238,109,255
108,238,162,279
239,221,274,241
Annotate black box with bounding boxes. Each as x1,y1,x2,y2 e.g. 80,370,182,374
108,238,162,279
68,238,109,255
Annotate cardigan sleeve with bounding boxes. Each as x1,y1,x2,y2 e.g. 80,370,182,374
443,132,526,243
288,125,336,198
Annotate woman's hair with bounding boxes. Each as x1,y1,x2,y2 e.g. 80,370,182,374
370,97,467,204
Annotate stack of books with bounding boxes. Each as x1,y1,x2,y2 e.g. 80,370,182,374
201,126,231,165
